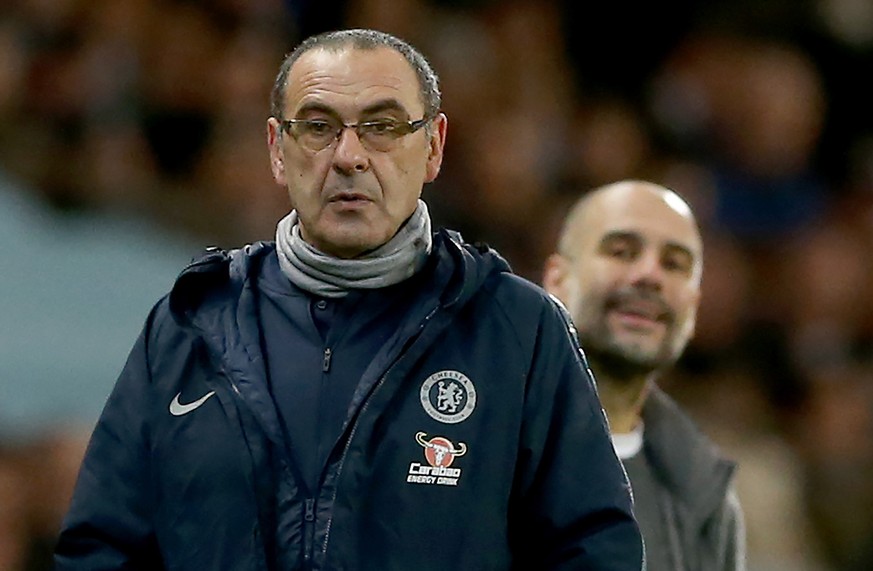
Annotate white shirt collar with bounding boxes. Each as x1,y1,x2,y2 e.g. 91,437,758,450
611,422,644,460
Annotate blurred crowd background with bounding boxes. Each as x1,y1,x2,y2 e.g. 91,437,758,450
2,0,873,569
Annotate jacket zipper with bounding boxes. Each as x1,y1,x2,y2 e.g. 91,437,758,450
303,498,316,565
320,305,440,558
322,348,332,372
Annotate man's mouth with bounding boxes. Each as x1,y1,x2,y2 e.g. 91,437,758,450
606,295,672,330
327,191,372,209
329,191,370,203
610,309,663,331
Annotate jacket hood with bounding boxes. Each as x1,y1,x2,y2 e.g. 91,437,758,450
168,242,270,328
430,229,512,309
168,231,511,329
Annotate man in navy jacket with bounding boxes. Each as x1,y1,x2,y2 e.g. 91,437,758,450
55,29,643,570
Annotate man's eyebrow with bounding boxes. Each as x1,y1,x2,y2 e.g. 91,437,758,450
360,99,408,116
663,241,695,261
599,230,640,245
599,231,696,260
294,102,339,117
293,99,410,119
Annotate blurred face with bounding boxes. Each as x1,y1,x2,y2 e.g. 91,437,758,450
267,46,446,258
544,183,702,378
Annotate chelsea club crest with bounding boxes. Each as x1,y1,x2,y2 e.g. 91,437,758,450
419,370,476,424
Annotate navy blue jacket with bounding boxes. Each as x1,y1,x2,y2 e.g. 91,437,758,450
55,230,643,570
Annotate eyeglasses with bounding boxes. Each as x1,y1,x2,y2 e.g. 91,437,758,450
278,116,433,153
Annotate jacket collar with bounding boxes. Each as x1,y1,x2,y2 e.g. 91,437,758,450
168,232,510,324
642,386,737,525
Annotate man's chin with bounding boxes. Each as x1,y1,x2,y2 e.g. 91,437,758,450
314,224,388,258
589,346,662,383
312,236,373,259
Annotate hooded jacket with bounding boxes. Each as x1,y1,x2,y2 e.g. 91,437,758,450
56,230,643,570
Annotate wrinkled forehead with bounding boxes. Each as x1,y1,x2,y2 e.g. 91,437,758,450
283,46,424,117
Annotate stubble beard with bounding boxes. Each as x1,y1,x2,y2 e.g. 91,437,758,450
577,320,677,386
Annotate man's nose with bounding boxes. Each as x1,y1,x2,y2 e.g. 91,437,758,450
332,127,369,174
629,251,664,289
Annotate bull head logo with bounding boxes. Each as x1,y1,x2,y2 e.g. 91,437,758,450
415,432,467,468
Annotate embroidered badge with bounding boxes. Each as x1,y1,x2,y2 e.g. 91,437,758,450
406,432,467,486
419,370,476,424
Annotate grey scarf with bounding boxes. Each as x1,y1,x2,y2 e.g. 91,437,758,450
275,200,432,298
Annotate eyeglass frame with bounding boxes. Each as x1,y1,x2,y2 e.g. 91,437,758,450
277,114,436,152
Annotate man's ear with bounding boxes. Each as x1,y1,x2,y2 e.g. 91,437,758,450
424,112,448,183
542,253,570,300
267,118,286,186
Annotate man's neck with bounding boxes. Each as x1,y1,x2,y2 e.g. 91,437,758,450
593,369,654,434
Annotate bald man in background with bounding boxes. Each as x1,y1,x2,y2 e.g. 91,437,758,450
543,180,746,571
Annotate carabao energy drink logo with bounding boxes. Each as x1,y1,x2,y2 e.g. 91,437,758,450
406,432,467,487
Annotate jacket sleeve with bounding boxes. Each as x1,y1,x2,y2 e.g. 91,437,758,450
54,308,165,570
509,296,644,570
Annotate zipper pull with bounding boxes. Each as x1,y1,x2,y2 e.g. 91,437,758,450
322,348,332,372
303,498,316,564
304,498,315,522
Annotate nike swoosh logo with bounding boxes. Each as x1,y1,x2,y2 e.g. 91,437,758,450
169,391,216,416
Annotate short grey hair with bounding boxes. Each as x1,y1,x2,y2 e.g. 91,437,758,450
270,29,441,121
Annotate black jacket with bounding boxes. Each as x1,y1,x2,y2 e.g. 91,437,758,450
56,231,643,570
